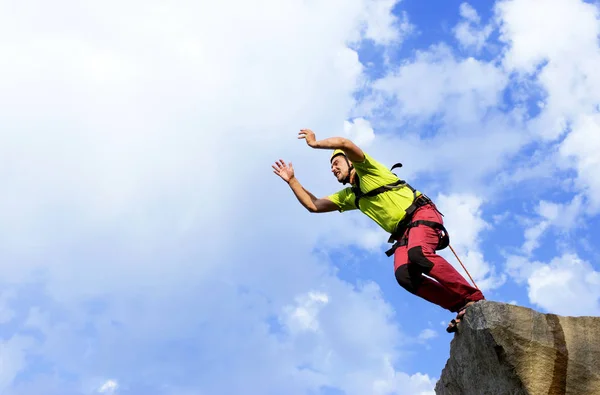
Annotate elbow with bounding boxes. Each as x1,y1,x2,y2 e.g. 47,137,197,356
340,138,352,149
306,201,320,213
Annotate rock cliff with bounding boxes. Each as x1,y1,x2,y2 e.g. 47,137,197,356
435,300,600,395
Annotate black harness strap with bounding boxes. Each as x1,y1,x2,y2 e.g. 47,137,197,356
385,218,450,257
385,237,408,256
387,195,433,239
349,162,418,210
351,178,411,209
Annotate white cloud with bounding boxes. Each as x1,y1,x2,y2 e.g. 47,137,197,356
357,40,527,194
98,380,118,394
372,370,437,395
453,3,493,52
528,253,600,316
0,0,432,393
492,212,510,225
270,280,436,395
522,219,551,256
363,0,414,45
460,2,480,23
0,0,403,286
359,0,600,209
0,336,35,392
417,328,438,343
282,291,330,334
0,290,16,325
368,44,507,122
559,114,600,212
505,251,600,316
495,0,600,210
344,117,376,147
521,195,584,255
315,209,391,252
505,254,543,285
496,0,600,75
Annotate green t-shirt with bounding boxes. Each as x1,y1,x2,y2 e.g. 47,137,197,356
327,152,421,234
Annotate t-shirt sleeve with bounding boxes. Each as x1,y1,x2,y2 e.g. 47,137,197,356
327,187,357,212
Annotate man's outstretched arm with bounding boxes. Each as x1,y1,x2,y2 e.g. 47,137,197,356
289,178,339,213
298,129,365,163
272,159,339,213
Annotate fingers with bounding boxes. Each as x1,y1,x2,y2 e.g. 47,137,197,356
272,159,288,171
298,129,313,139
272,159,293,181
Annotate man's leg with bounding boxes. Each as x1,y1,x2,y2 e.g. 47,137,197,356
406,205,485,312
394,245,465,311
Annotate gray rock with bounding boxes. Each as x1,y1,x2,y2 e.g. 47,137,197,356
435,300,600,395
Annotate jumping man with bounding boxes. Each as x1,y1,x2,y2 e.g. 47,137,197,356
272,129,485,332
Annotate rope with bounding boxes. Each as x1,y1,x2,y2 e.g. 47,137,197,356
449,243,479,290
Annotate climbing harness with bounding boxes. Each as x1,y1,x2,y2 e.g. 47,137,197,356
384,200,450,257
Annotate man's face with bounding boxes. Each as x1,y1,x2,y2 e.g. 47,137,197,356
331,155,349,182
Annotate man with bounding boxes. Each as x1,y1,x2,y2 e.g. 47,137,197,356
272,129,485,332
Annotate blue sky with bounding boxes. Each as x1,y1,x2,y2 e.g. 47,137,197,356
1,0,600,394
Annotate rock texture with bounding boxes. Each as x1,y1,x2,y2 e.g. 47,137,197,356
435,300,600,395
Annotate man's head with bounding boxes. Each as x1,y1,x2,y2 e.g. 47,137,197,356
330,149,354,184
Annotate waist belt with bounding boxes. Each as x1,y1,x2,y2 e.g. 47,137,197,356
387,194,433,241
384,196,450,257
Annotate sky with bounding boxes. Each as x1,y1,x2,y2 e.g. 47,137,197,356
0,0,599,394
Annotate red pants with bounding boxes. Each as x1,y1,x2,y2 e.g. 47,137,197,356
393,204,485,313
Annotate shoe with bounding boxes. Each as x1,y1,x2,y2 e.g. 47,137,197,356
446,301,475,333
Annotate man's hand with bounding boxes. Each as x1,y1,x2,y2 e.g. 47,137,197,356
298,129,318,148
272,159,295,183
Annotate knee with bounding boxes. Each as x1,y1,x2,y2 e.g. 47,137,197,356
395,265,419,294
407,246,434,273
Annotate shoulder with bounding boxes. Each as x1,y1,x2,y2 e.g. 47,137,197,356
352,152,388,172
